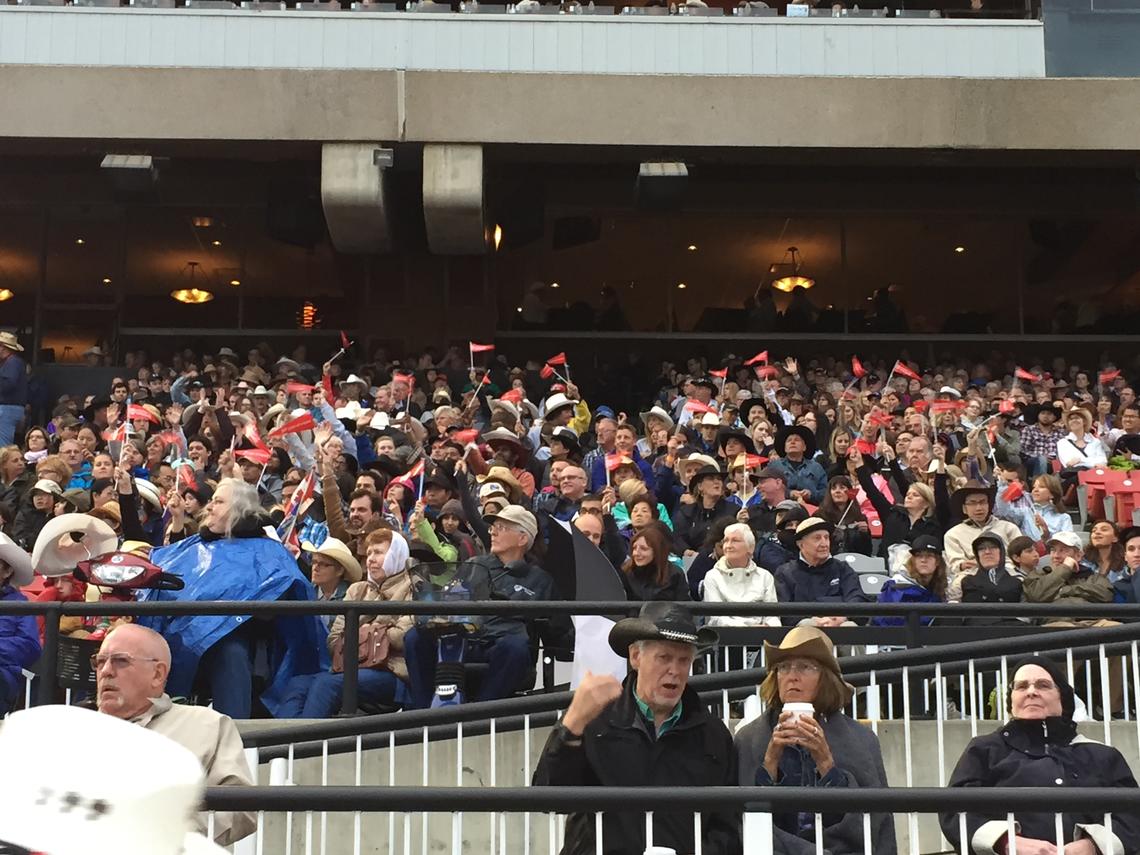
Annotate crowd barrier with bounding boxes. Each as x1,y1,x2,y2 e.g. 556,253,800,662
201,785,1140,855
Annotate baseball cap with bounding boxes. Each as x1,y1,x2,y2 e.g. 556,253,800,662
1046,531,1083,550
32,479,63,496
483,504,538,541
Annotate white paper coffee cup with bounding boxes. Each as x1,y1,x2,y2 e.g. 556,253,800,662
782,702,815,722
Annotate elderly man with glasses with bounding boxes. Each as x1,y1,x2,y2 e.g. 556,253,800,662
402,505,568,708
93,623,255,846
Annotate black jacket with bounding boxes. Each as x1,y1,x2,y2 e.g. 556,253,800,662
533,675,741,855
620,562,691,602
672,498,736,553
854,463,944,551
774,556,864,625
940,718,1140,854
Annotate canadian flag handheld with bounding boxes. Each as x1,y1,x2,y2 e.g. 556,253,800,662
604,452,625,472
284,380,315,396
709,368,728,379
267,411,317,439
892,361,921,382
743,351,769,366
1099,369,1122,385
1002,482,1024,503
276,469,316,548
683,400,716,415
1014,367,1042,383
235,447,272,465
853,438,877,456
851,356,867,379
245,421,270,452
540,364,556,380
469,342,495,354
340,330,352,350
546,352,568,366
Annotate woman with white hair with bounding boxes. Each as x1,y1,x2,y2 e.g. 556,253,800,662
701,523,780,627
140,478,325,719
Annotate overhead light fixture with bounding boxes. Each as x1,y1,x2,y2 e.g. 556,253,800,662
954,245,966,254
229,279,241,287
0,289,13,302
687,245,697,252
297,300,319,330
516,306,523,312
102,278,112,285
192,216,214,228
550,281,560,289
493,224,503,251
100,153,158,194
677,282,687,290
769,246,815,293
212,240,222,247
75,238,85,246
171,288,213,305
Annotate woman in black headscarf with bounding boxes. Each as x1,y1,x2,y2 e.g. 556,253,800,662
940,655,1140,855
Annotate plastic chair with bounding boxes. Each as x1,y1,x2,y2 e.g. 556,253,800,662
1106,475,1140,528
1078,468,1128,522
835,552,886,575
858,573,887,598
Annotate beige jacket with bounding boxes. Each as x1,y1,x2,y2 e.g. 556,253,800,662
328,569,414,682
133,694,257,846
943,516,1023,581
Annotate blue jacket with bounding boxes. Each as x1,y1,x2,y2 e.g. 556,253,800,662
773,556,864,625
872,578,942,626
0,586,41,707
0,353,28,407
139,533,326,715
769,457,828,505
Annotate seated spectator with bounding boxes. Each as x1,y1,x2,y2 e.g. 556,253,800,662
1056,407,1107,477
701,523,779,626
1083,519,1126,581
684,515,737,601
942,481,1022,585
774,518,863,627
735,626,896,855
940,655,1140,855
1019,401,1066,479
1007,534,1043,578
1023,530,1121,716
300,536,361,627
139,478,326,719
745,466,792,535
770,425,827,504
1113,525,1140,602
613,479,672,533
1110,402,1140,458
436,498,478,560
533,602,739,855
94,624,255,845
816,474,872,556
871,535,947,627
278,529,412,718
621,525,690,602
994,472,1073,544
11,477,61,550
756,500,809,574
673,464,735,557
403,505,556,708
950,533,1027,628
851,447,941,556
725,452,767,517
0,533,39,718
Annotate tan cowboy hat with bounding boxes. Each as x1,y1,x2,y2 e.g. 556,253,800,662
1065,407,1094,432
302,536,363,583
762,626,854,702
31,513,119,577
0,331,24,352
477,465,524,504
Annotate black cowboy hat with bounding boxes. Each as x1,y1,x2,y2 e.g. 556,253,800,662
1023,400,1064,424
949,480,997,519
609,601,718,656
774,424,817,458
688,464,726,493
739,398,769,424
717,427,757,456
691,377,719,392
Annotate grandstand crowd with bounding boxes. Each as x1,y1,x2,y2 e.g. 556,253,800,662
2,331,1140,722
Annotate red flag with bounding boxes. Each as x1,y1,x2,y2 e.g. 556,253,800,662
339,330,352,350
744,454,768,469
853,438,877,455
1001,482,1024,503
481,375,492,386
500,389,524,406
998,400,1016,414
868,411,894,428
1014,367,1041,383
453,429,479,445
284,381,315,396
755,365,780,379
892,361,921,382
743,351,769,366
102,422,127,443
683,400,716,415
851,356,867,379
546,352,568,366
469,342,495,353
1099,369,1122,385
235,447,272,465
930,400,967,414
604,452,629,472
127,404,159,424
267,411,317,439
156,429,183,448
913,400,930,413
406,459,426,481
245,420,270,452
539,364,555,380
709,368,728,379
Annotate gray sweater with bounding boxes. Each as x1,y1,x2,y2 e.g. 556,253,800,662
734,710,897,855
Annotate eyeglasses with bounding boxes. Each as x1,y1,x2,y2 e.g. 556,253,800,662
489,521,523,535
775,661,821,675
1012,679,1057,693
90,652,161,671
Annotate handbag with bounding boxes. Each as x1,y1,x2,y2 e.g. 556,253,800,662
331,620,391,673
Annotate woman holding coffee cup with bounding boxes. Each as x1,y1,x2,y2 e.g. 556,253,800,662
734,626,897,854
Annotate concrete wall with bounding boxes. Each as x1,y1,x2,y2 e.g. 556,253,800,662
244,720,1140,854
1,66,1140,150
0,7,1044,77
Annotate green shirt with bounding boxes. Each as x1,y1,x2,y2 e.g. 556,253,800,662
634,691,683,738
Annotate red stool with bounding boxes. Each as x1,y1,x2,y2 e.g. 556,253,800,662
1107,475,1140,528
1078,468,1128,522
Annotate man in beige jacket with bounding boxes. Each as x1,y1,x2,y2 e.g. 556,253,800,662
94,623,257,846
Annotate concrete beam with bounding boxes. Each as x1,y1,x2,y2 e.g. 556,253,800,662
422,143,486,255
320,143,393,254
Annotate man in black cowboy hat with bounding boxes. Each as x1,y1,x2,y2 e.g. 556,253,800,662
533,601,740,855
770,424,827,504
1019,400,1066,479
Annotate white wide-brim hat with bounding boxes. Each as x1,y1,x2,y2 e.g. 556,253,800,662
0,705,229,855
30,513,119,577
0,532,33,586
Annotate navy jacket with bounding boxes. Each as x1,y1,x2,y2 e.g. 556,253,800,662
774,555,864,625
0,353,28,407
0,585,42,708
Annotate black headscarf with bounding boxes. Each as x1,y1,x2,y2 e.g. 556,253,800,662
1006,655,1076,722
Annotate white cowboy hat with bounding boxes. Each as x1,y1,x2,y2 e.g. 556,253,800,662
638,405,675,431
369,411,391,431
543,393,578,417
0,705,229,855
31,513,118,577
83,345,105,357
302,536,363,583
250,384,273,398
335,400,366,421
0,532,33,587
135,478,164,512
338,373,367,389
489,399,520,422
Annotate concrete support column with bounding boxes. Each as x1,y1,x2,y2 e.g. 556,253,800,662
320,143,392,254
422,143,486,256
